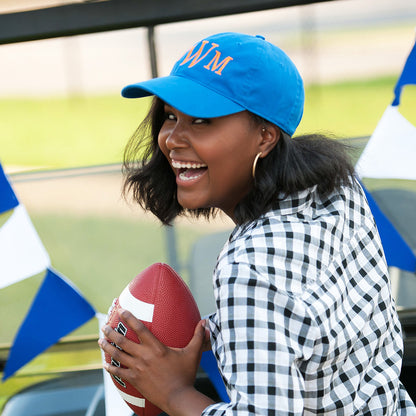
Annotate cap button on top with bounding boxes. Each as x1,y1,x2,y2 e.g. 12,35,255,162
255,35,265,40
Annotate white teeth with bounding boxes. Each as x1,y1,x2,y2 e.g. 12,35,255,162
179,171,204,181
172,160,207,169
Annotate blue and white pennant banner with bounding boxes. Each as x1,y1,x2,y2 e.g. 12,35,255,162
355,36,416,273
356,37,416,180
0,164,51,288
0,162,96,380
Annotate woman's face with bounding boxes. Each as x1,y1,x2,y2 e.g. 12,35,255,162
158,104,264,220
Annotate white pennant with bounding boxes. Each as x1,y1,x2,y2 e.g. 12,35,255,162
0,204,50,289
355,105,416,180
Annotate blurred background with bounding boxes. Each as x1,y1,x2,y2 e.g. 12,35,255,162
1,0,416,409
1,0,416,170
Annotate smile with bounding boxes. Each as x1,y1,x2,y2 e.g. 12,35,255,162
172,160,207,169
171,159,208,182
178,170,205,181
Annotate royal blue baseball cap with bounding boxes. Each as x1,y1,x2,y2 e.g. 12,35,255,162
122,32,304,136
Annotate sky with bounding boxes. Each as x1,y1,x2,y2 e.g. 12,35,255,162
0,0,415,97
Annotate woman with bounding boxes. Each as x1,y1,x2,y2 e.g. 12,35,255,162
99,32,416,415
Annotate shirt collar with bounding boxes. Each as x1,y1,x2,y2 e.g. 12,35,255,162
265,185,318,217
230,185,318,241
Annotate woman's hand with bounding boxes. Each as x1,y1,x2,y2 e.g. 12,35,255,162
98,308,214,416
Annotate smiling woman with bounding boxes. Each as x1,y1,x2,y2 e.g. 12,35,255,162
99,32,416,416
157,105,276,219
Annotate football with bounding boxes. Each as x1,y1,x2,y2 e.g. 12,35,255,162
104,262,201,416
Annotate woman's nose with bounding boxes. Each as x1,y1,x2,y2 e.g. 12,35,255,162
165,122,189,150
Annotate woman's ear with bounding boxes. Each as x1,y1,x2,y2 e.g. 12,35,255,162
258,124,281,157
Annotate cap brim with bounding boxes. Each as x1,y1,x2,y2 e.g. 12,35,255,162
121,75,245,118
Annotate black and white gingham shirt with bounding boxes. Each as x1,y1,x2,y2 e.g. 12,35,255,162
203,181,416,415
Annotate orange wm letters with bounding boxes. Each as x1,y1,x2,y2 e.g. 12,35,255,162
203,51,234,75
180,41,219,68
179,41,233,75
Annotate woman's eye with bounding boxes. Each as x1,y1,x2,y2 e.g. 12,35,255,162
164,112,176,121
193,118,209,125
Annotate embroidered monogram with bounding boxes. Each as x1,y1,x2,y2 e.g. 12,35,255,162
179,41,233,75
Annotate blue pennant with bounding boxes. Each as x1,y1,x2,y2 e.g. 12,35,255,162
0,163,19,215
200,350,230,403
392,39,416,106
3,268,96,380
362,185,416,273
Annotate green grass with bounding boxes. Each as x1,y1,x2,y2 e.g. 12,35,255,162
298,77,416,138
1,76,415,169
0,95,152,168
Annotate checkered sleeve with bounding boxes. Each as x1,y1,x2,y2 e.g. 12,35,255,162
203,260,319,416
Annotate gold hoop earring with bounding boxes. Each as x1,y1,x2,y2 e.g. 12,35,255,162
252,152,262,179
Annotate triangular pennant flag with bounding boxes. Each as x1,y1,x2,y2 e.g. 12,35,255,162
3,267,96,380
393,38,416,106
361,184,416,273
0,204,51,289
355,105,416,180
200,350,229,403
0,163,19,214
96,313,134,416
356,35,416,181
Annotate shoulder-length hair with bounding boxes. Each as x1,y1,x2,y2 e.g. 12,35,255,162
123,97,356,226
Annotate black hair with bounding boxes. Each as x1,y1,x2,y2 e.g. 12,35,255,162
123,97,356,226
